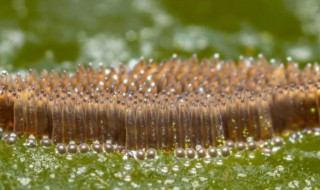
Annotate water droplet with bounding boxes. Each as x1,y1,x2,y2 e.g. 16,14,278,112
284,155,294,161
248,153,255,159
124,163,132,171
161,166,168,173
1,70,7,77
203,158,211,164
66,155,73,160
216,159,223,166
124,175,131,182
314,128,320,136
195,163,202,169
234,152,242,158
213,53,220,59
172,165,179,172
277,165,284,172
189,168,197,174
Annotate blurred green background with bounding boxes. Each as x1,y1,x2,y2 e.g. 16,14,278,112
0,0,320,71
0,1,320,189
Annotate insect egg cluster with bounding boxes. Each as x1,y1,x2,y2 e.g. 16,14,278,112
0,57,319,158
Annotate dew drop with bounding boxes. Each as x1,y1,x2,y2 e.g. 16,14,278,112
124,175,131,182
189,168,197,174
248,153,255,159
284,155,294,161
161,166,168,173
124,163,132,171
216,159,223,166
172,165,179,172
184,161,190,167
195,163,202,169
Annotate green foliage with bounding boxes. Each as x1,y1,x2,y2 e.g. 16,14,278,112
1,0,320,70
0,134,319,189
